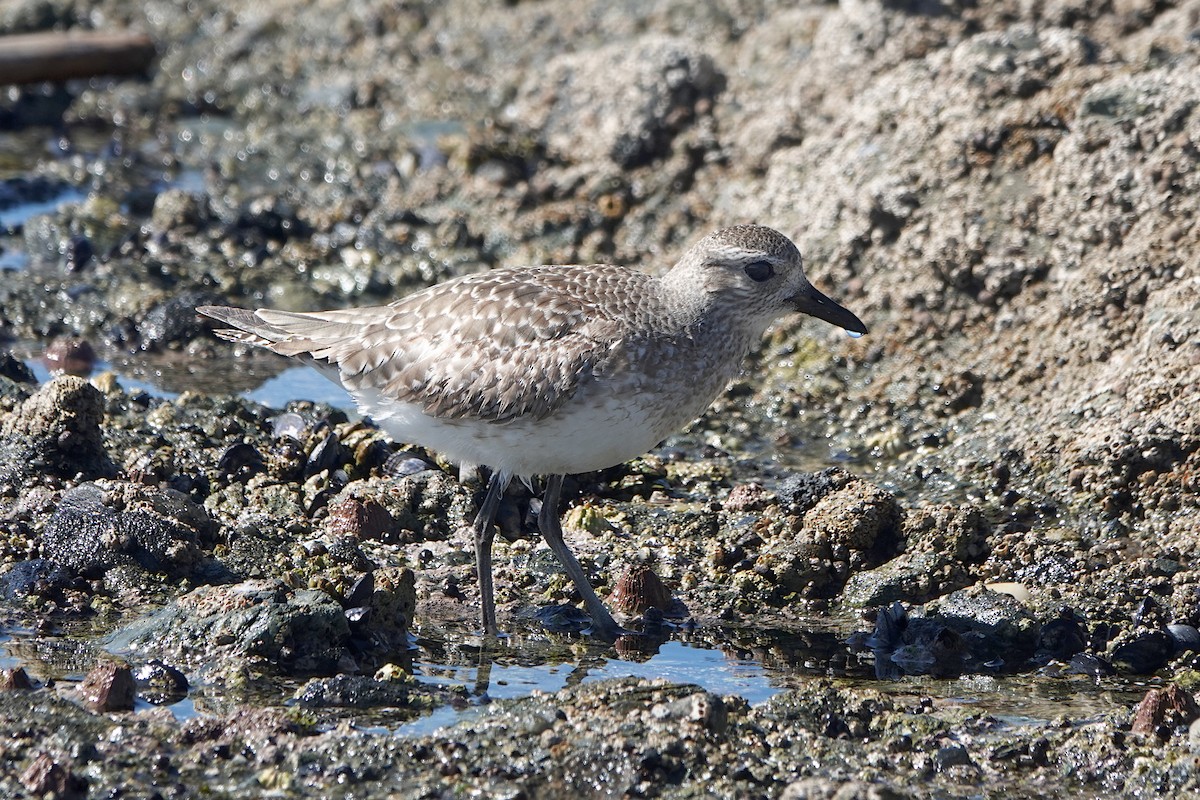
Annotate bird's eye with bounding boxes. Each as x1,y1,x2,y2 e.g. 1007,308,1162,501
743,260,774,282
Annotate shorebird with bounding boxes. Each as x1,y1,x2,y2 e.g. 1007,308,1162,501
199,225,867,640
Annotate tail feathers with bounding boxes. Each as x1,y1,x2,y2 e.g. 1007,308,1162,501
196,305,287,347
197,304,390,363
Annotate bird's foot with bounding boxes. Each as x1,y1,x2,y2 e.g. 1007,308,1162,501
584,613,628,643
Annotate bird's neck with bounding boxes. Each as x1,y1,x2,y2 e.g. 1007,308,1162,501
653,271,712,332
653,276,774,354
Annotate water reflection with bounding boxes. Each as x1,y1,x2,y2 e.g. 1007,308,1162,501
0,613,1143,739
405,623,855,714
20,347,355,410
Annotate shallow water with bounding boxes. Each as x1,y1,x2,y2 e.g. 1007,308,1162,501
0,185,89,231
5,353,1128,742
388,636,790,737
24,357,180,401
0,618,1144,741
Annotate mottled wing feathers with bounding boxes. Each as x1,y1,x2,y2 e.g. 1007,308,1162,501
199,266,654,423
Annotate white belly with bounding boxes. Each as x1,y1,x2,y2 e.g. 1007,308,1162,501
350,374,724,478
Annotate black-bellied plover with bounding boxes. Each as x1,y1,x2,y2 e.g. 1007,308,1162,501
199,225,867,640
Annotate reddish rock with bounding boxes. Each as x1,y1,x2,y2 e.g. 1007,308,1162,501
43,337,97,376
21,752,84,798
0,667,34,690
1131,684,1200,737
325,496,396,540
80,662,136,712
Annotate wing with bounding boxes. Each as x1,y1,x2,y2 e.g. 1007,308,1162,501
199,265,652,423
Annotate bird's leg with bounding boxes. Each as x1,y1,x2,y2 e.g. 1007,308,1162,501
538,474,622,641
472,470,511,637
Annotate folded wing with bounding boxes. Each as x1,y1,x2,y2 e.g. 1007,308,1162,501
198,266,644,423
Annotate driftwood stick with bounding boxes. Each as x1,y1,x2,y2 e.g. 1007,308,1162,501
0,31,156,86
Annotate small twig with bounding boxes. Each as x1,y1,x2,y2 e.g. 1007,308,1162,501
0,30,156,86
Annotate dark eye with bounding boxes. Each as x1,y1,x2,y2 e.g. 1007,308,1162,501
743,260,774,282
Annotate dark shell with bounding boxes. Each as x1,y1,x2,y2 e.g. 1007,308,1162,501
1067,652,1116,677
382,451,435,477
344,572,375,608
217,442,265,477
307,431,346,475
1167,624,1200,653
63,234,93,271
1111,631,1174,675
344,606,372,628
1037,615,1087,660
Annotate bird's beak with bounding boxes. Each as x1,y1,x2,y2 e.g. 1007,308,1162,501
791,281,868,335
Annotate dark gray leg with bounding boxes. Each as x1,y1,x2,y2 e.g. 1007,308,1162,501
473,470,511,636
538,474,621,641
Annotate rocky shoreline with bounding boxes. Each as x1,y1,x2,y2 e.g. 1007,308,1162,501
3,0,1200,796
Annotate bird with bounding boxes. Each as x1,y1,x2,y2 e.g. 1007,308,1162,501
198,224,867,640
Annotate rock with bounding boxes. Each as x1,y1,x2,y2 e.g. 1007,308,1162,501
752,532,837,599
107,580,354,677
900,505,990,563
79,661,135,712
933,744,973,771
131,660,189,705
149,188,208,233
0,376,115,482
840,505,990,607
327,471,475,544
293,674,414,709
139,289,225,351
802,478,902,556
928,587,1042,669
360,567,416,647
776,469,850,515
750,472,902,603
650,691,727,734
41,481,217,581
840,551,943,608
324,496,396,540
949,25,1093,100
851,603,968,679
0,558,73,601
0,351,36,399
1131,684,1200,737
724,482,774,513
20,752,85,799
0,667,34,690
512,34,723,168
781,778,912,800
